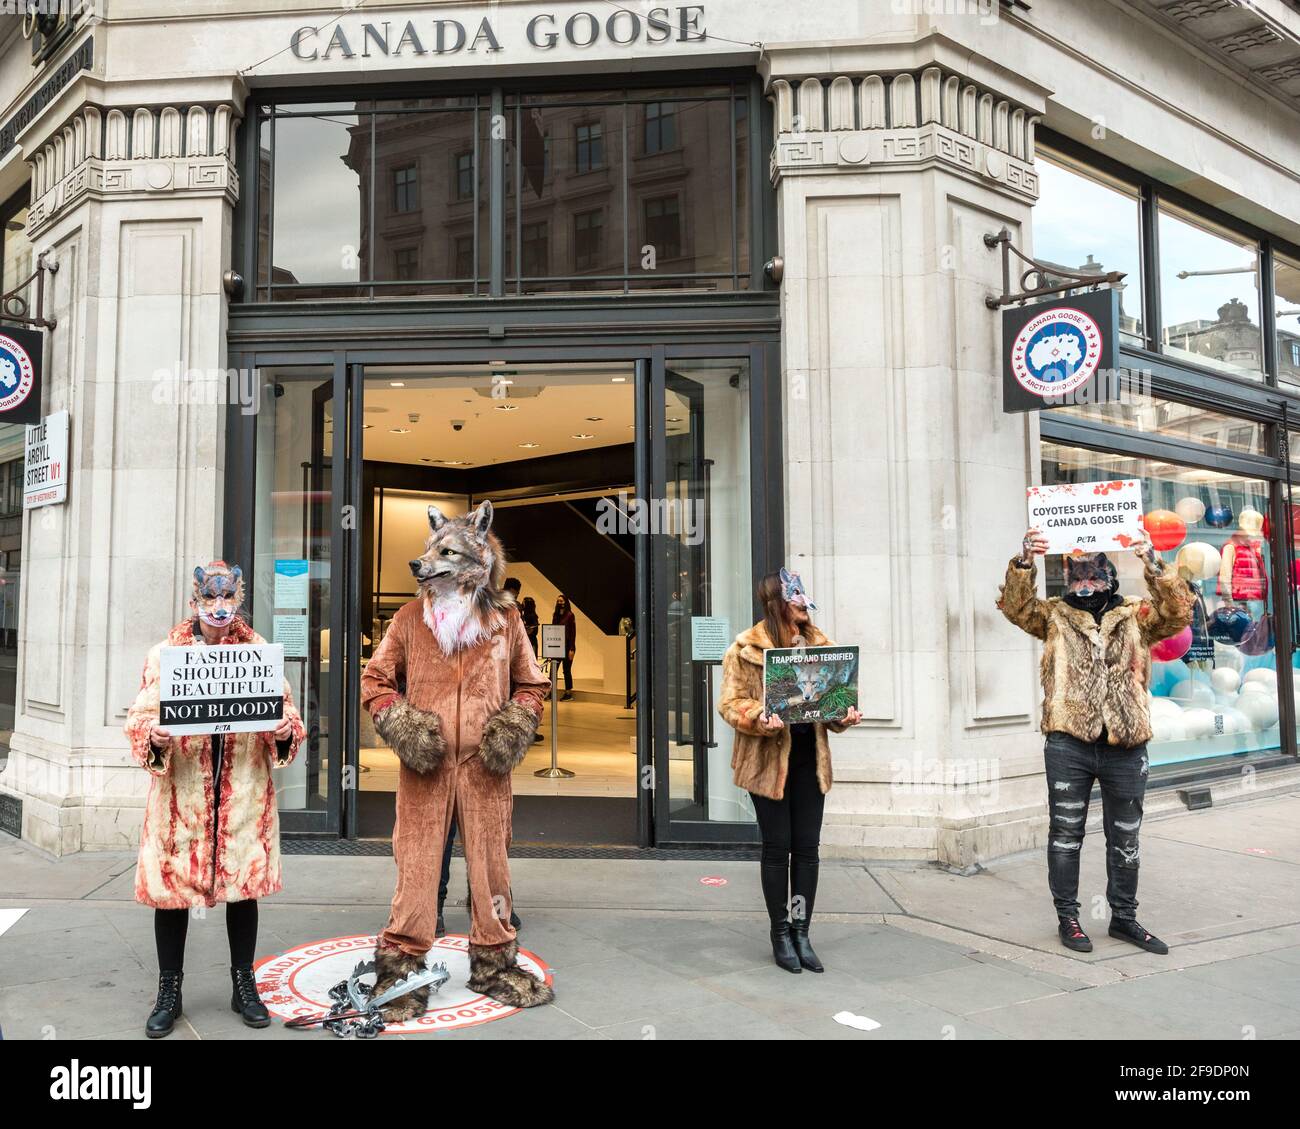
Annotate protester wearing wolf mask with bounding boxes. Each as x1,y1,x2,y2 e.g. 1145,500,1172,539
999,529,1194,955
718,568,861,974
124,561,305,1037
362,501,552,1017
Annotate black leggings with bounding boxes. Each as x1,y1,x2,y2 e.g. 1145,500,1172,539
154,900,259,973
748,726,825,927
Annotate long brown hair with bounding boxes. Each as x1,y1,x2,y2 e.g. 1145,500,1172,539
757,571,803,649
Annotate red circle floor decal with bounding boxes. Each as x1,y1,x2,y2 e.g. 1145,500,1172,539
253,933,552,1034
699,875,728,887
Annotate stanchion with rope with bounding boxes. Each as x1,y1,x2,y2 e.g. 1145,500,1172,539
536,626,574,779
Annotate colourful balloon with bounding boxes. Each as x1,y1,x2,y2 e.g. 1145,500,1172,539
1205,504,1234,528
1141,509,1187,551
1151,626,1192,662
1174,497,1205,525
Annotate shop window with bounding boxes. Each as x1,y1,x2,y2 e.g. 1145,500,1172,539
1,194,32,294
574,121,605,174
643,195,682,262
391,246,419,280
643,101,678,154
1042,441,1281,769
1275,252,1300,389
1058,396,1263,457
574,208,604,272
1033,151,1144,345
452,235,474,280
521,221,548,278
1158,203,1263,380
453,151,473,202
392,164,418,213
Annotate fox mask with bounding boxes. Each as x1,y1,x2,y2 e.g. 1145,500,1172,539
410,501,514,653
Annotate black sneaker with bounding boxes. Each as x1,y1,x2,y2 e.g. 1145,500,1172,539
1109,918,1169,954
1058,916,1093,952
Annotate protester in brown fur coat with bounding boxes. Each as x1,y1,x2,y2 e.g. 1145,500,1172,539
719,568,860,974
362,501,552,1019
999,529,1193,956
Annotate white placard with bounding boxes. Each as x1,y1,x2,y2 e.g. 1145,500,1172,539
274,559,310,609
23,410,68,509
1026,480,1144,555
159,643,285,735
690,616,730,662
273,614,309,659
541,624,567,659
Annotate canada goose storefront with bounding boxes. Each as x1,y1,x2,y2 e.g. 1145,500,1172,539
1,1,1299,863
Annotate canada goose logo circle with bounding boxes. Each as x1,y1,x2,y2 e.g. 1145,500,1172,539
0,334,35,415
1009,306,1104,401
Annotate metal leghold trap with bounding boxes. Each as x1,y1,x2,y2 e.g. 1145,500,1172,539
285,958,451,1038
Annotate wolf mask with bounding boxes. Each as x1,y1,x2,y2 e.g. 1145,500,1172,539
191,561,244,629
1063,552,1117,598
411,501,514,654
779,566,816,611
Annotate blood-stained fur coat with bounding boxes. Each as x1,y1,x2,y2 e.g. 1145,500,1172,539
998,558,1194,748
718,622,850,801
124,617,305,910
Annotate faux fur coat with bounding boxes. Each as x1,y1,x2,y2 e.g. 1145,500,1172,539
124,618,306,909
718,622,850,801
998,557,1194,748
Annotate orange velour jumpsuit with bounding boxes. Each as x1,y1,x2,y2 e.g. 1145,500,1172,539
361,600,549,954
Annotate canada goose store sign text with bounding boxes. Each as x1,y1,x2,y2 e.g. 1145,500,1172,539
289,6,708,62
1002,289,1120,413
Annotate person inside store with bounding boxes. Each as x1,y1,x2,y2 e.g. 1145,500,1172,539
998,528,1195,956
718,568,861,974
521,595,541,655
124,561,305,1037
553,593,577,701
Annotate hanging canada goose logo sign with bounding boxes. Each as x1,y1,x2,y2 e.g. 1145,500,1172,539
1002,288,1119,413
0,326,41,425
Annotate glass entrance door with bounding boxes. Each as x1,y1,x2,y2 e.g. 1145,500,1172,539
650,355,761,843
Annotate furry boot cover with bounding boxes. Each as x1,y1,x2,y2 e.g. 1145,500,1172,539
370,943,431,1023
373,698,446,775
478,701,538,775
467,939,554,1008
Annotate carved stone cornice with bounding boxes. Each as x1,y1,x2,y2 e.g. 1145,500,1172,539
27,101,241,237
768,67,1039,201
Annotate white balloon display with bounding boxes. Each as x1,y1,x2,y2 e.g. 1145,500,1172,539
1237,693,1280,731
1215,644,1244,672
1243,668,1278,689
1151,715,1186,742
1209,668,1241,695
1175,541,1221,581
1180,708,1218,739
1175,497,1206,525
1169,679,1215,707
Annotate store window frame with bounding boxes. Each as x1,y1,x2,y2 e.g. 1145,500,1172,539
0,184,32,294
239,71,770,302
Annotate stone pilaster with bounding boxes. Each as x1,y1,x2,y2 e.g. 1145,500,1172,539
766,54,1054,866
0,86,244,854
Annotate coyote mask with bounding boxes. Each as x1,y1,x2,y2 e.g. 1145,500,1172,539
410,501,514,655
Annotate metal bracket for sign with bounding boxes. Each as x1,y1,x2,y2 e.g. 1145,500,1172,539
0,250,58,331
983,227,1125,309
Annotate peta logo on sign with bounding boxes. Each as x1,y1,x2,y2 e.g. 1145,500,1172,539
0,332,35,415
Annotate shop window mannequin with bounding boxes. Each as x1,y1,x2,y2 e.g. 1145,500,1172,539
1217,506,1268,606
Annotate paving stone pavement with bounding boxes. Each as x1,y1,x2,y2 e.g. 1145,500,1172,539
2,792,1299,1041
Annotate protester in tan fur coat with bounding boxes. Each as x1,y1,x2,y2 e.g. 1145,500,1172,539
124,561,305,1038
999,529,1193,958
718,568,860,975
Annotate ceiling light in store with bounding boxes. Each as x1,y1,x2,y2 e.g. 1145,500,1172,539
586,416,603,421
490,360,507,366
611,376,627,383
362,423,372,430
667,417,682,423
518,442,540,449
389,381,405,387
571,433,595,440
495,403,519,411
390,428,411,434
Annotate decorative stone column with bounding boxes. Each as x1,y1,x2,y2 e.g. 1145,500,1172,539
764,49,1054,866
0,83,245,854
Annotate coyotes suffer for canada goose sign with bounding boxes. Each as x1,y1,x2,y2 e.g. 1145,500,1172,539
1001,288,1119,413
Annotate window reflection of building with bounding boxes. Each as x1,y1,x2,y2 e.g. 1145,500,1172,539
254,84,752,299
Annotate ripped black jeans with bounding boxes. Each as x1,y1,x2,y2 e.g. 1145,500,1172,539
1043,731,1149,923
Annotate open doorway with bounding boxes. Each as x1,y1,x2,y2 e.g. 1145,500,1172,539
355,362,640,844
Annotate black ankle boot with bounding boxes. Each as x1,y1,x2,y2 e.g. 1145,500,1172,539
1058,916,1094,953
789,921,824,972
1109,918,1169,955
146,971,183,1038
230,966,271,1028
770,921,801,974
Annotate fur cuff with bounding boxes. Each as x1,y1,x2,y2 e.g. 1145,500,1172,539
467,940,554,1008
371,944,431,1023
373,698,447,775
478,701,538,775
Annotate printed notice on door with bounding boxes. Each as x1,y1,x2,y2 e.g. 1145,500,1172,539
158,643,285,736
1026,480,1144,555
